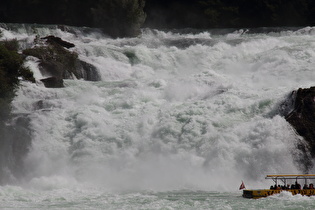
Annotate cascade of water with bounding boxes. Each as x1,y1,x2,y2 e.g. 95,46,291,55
1,24,315,191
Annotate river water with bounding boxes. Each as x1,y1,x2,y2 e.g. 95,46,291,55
1,24,315,209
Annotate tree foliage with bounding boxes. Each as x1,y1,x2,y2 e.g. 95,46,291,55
1,0,315,31
0,40,34,120
144,0,315,29
197,0,312,28
91,0,146,37
0,39,34,184
0,0,146,37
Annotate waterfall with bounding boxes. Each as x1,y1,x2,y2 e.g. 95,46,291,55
1,24,315,191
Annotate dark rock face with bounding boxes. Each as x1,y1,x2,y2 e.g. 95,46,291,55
79,60,101,81
40,77,64,88
283,87,315,172
23,36,100,88
42,35,75,49
285,87,315,152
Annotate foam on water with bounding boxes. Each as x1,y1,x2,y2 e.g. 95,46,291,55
1,185,315,209
2,25,315,208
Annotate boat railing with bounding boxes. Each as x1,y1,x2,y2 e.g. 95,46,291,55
265,174,315,187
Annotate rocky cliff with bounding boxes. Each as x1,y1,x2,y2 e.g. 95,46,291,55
285,87,315,153
280,86,315,172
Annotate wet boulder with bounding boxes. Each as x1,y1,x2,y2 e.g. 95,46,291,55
284,87,315,156
40,76,64,88
23,36,100,87
42,35,75,49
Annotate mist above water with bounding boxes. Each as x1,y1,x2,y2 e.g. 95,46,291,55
2,25,315,192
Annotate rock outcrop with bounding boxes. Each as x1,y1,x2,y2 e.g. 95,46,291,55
40,77,64,88
285,87,315,153
23,36,100,88
282,87,315,172
41,35,75,49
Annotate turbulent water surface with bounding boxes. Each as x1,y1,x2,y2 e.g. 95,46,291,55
1,25,315,209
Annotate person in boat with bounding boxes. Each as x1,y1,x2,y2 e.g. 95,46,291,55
303,184,308,189
309,183,314,189
295,181,301,189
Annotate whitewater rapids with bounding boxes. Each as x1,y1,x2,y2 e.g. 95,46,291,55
1,25,315,209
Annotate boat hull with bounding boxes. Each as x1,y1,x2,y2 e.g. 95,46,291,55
243,189,315,199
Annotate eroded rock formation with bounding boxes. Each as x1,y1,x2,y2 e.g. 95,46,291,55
23,36,100,88
285,87,315,153
282,87,315,172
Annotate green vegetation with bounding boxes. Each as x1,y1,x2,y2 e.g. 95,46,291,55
198,0,312,28
144,0,315,29
0,0,146,38
2,0,314,33
0,39,34,183
0,40,35,120
91,0,146,37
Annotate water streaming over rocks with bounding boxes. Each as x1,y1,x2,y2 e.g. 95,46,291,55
1,24,315,209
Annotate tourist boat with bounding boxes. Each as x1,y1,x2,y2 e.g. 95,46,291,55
242,174,315,199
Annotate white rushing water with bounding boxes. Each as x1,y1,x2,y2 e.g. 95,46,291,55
1,25,315,209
